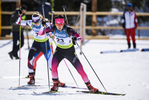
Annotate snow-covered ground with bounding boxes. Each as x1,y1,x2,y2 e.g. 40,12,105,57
0,39,149,100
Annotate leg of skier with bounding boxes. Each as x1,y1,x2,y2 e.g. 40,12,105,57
51,49,66,91
126,29,131,48
65,46,98,93
51,46,98,92
131,28,136,48
27,41,42,85
40,41,53,70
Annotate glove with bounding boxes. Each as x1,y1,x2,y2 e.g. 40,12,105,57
72,37,77,45
42,19,46,26
42,18,49,26
49,34,55,39
77,37,83,41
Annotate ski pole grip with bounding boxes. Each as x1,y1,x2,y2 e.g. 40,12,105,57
62,5,66,9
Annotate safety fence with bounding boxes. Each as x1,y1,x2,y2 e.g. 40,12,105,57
1,11,149,39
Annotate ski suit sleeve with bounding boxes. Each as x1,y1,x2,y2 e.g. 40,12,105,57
67,26,83,41
134,11,138,29
121,12,125,29
15,16,32,27
38,25,55,36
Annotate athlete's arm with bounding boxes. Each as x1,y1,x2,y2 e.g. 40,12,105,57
67,26,83,41
15,16,32,27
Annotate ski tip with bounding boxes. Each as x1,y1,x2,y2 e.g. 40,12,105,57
77,90,126,96
121,94,126,96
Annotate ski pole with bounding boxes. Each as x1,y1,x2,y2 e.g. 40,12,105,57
18,15,22,87
51,11,54,24
26,27,30,78
26,27,30,50
42,4,50,91
76,42,107,92
63,59,79,87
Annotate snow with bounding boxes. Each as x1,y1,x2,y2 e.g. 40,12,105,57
0,39,149,100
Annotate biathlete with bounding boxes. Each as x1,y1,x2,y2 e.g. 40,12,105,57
39,15,99,93
15,12,64,85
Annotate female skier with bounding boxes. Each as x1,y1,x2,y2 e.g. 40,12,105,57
39,15,99,93
15,12,63,85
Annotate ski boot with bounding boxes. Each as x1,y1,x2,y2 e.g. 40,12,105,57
58,80,65,87
8,52,19,59
13,53,19,59
8,52,13,59
14,56,19,59
51,79,59,91
28,73,35,85
86,81,98,93
26,74,30,78
128,42,131,49
133,43,136,49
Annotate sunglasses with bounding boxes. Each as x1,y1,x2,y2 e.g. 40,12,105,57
55,23,64,27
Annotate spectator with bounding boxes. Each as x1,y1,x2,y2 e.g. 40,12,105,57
122,3,138,49
8,5,27,59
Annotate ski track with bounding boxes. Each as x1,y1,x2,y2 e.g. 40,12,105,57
0,39,149,100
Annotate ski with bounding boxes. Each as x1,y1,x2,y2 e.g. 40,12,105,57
100,50,119,54
9,84,45,90
120,48,139,52
77,90,125,96
33,90,80,95
141,48,149,52
33,91,60,95
63,85,87,90
21,84,42,87
29,84,87,90
10,84,87,90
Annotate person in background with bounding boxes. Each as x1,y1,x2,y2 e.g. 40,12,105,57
122,3,138,49
8,5,27,59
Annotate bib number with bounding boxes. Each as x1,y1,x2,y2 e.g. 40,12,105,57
56,38,64,45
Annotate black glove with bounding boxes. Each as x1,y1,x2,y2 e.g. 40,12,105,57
42,18,49,26
42,19,46,26
72,37,77,45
